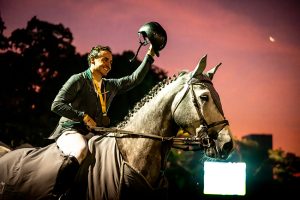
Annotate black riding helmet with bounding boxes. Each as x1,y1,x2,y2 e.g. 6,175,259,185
130,22,167,62
138,21,167,57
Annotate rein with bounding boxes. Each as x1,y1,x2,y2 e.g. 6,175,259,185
91,127,206,151
92,127,174,141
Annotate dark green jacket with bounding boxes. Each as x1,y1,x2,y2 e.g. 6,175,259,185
49,54,154,139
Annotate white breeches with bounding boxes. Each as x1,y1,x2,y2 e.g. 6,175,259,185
56,131,88,164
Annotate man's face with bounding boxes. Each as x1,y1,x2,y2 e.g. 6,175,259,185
92,50,113,77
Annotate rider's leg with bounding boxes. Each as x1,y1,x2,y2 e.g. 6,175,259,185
53,155,80,198
56,130,88,164
53,131,88,198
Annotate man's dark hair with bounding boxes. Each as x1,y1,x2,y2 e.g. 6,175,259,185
87,45,112,67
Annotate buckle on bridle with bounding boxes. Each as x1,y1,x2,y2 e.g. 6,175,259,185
196,124,212,148
201,135,210,148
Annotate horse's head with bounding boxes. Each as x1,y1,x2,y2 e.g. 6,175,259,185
171,55,234,160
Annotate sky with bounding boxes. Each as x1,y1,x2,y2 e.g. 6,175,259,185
1,0,300,156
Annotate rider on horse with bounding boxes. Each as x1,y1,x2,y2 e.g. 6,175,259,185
48,22,167,196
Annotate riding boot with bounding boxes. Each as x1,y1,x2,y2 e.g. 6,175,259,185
52,156,80,198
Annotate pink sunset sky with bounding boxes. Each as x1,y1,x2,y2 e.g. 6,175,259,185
1,0,300,155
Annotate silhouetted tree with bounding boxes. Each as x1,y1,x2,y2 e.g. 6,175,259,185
269,149,300,183
0,16,85,147
0,16,8,50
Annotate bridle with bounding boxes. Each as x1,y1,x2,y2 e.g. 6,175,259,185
171,77,229,151
91,77,229,151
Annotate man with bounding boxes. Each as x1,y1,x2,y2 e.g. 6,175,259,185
48,44,156,196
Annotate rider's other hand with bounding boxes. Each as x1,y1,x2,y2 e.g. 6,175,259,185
83,114,97,129
147,44,156,57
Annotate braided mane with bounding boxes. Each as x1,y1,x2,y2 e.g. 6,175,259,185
117,73,184,128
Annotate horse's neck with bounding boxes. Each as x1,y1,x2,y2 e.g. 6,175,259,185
116,78,184,186
124,91,176,134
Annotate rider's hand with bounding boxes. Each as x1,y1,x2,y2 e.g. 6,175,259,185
147,44,156,57
83,114,97,129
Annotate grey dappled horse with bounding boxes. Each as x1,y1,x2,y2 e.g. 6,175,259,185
0,55,234,200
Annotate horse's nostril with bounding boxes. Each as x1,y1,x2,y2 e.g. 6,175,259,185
222,140,233,154
221,140,233,158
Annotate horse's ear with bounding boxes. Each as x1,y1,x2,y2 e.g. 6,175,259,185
190,55,207,79
206,62,222,80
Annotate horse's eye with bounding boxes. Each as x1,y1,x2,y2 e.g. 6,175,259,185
200,95,209,101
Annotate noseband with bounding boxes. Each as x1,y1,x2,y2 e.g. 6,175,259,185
172,78,229,150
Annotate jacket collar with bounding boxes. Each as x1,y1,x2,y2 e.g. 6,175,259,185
84,68,107,82
84,68,93,80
